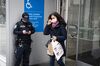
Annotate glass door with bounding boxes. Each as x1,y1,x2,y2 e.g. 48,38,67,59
66,0,100,66
77,0,100,66
66,0,80,66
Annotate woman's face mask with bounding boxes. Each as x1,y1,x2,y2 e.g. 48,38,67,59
51,15,58,23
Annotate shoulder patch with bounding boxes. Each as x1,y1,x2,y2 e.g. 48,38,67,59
14,25,17,29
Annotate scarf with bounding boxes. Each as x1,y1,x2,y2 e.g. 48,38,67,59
52,21,59,28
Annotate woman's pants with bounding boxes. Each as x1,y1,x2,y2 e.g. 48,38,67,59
50,55,65,66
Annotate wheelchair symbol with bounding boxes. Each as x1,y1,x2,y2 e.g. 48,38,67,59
26,0,32,9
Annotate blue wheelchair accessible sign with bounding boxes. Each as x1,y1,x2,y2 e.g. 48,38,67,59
24,0,44,32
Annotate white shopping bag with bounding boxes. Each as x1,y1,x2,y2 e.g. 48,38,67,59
51,40,64,61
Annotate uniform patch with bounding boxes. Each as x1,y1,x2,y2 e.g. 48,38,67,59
14,25,17,29
28,25,31,27
20,25,25,28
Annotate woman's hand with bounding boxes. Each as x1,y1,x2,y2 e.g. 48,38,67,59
47,19,52,25
52,36,57,41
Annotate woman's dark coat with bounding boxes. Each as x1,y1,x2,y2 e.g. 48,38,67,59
43,24,67,56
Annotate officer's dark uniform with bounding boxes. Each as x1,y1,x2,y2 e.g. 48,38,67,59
13,12,35,66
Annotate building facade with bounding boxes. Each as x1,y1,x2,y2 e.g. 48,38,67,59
0,0,100,66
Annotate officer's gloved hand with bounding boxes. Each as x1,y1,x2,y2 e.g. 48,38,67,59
27,31,31,35
23,30,28,34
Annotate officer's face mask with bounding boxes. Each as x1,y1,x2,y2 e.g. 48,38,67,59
22,16,29,22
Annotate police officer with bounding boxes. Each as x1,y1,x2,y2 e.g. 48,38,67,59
13,12,35,66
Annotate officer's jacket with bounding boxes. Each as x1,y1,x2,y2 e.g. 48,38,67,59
13,20,35,41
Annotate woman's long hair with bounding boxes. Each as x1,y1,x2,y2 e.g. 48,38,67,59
48,12,67,27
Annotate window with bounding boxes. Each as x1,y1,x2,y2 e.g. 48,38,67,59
0,0,6,24
0,0,6,58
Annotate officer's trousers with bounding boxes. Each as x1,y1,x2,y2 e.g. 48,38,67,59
14,44,31,66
